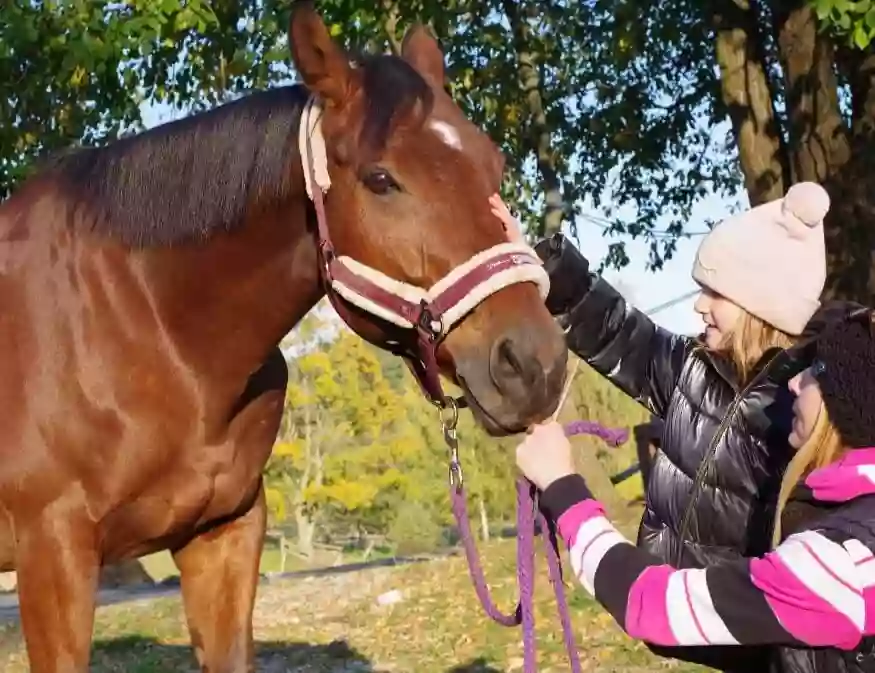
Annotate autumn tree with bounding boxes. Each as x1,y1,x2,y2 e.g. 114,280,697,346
266,308,441,555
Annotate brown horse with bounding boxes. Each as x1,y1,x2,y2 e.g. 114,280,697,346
0,2,566,671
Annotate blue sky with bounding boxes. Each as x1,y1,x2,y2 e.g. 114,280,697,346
141,102,743,338
569,187,745,336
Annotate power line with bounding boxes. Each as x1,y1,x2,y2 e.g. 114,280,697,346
576,213,710,239
644,288,699,316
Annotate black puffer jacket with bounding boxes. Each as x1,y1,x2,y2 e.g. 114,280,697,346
537,233,795,567
536,233,858,672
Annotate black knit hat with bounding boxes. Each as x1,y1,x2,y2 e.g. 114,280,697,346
813,309,875,448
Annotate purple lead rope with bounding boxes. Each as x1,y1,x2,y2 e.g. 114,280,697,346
449,420,628,673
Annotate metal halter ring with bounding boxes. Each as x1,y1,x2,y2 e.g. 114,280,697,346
448,459,464,489
438,397,464,488
438,396,460,430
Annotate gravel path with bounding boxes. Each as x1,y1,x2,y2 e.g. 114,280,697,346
0,551,458,624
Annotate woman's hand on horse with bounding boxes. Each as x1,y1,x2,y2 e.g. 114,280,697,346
515,421,576,491
489,193,525,244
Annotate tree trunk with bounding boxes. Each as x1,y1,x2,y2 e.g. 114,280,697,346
820,135,875,303
294,505,316,559
291,398,321,560
501,0,564,237
809,42,875,302
710,0,788,203
363,536,376,561
477,496,490,542
772,1,849,183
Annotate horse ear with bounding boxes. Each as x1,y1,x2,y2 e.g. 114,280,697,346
400,24,446,90
288,0,352,105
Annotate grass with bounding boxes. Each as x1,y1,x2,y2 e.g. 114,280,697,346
0,538,707,673
613,473,645,502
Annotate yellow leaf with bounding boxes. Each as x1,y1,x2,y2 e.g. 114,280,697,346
272,440,302,459
265,487,287,521
70,66,86,87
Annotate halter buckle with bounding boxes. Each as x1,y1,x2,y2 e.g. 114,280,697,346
416,301,443,342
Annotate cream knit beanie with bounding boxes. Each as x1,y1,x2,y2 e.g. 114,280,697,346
691,182,829,336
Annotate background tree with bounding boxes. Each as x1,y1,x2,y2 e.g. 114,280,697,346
10,0,875,295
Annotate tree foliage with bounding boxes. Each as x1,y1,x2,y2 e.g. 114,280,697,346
0,0,746,271
265,306,648,555
8,0,875,293
814,0,875,48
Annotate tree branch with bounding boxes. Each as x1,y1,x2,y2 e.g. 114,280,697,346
772,0,850,182
501,0,564,237
381,0,402,55
710,0,789,204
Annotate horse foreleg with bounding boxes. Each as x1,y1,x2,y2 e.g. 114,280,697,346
172,483,266,673
16,504,99,673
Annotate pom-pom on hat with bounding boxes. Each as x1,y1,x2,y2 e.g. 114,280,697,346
691,182,829,336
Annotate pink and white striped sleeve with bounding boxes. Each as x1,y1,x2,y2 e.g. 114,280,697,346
540,474,875,650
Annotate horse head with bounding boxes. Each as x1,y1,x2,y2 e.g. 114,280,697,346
288,2,568,435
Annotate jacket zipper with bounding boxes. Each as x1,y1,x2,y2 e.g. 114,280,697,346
673,350,782,567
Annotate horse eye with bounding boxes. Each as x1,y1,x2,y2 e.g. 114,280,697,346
361,168,400,195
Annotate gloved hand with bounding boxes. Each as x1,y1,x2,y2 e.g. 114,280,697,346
533,233,594,316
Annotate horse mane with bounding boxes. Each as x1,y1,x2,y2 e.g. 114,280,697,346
43,53,434,248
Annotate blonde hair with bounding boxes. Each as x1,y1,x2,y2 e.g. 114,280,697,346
716,309,797,383
771,403,844,547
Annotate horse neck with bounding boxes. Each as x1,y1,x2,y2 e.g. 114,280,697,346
143,196,325,382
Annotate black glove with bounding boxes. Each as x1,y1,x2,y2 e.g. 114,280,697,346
533,233,594,316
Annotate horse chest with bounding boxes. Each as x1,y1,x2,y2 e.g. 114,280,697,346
151,372,284,518
100,441,271,561
186,439,270,518
100,389,282,558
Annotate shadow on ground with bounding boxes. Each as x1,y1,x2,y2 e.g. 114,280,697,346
447,658,504,672
1,635,510,672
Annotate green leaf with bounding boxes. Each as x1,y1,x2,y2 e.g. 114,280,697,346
815,0,835,19
854,23,870,47
174,7,197,31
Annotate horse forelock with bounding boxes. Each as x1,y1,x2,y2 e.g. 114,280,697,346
355,53,435,153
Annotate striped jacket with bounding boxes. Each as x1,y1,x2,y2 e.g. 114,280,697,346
540,448,875,673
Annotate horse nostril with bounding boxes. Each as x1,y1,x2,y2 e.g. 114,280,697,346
500,338,523,376
489,335,540,394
